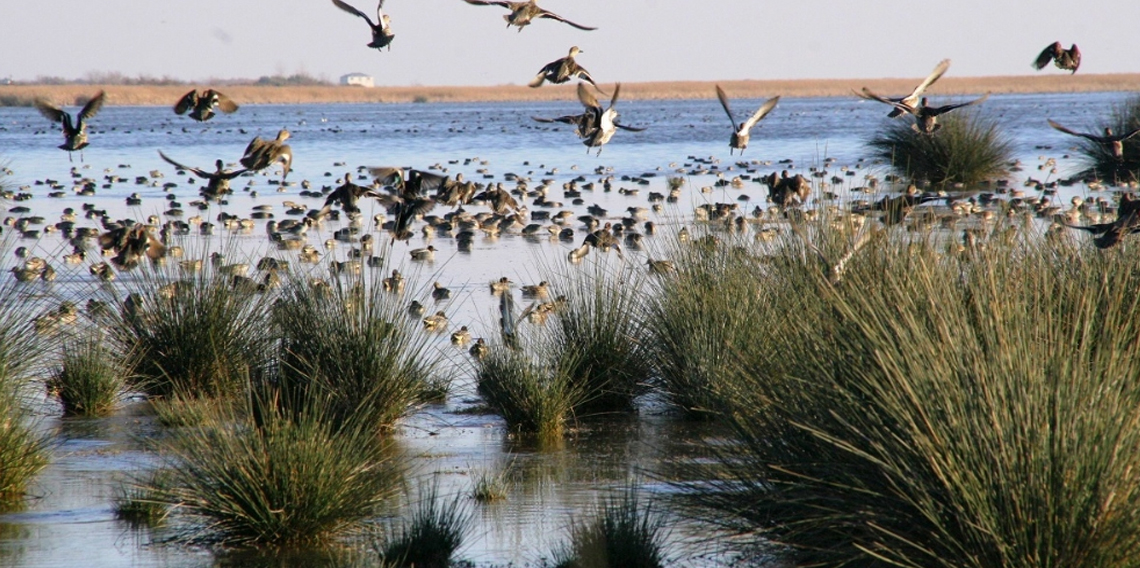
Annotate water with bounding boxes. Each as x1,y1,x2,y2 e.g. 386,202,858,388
0,91,1130,566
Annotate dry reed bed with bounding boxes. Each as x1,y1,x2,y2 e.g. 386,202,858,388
2,73,1137,107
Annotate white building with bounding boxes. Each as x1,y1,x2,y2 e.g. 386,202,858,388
340,73,374,88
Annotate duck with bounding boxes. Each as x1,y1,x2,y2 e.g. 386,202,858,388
450,326,472,345
240,129,293,181
567,242,590,262
891,95,991,135
532,112,596,139
489,276,513,295
407,300,426,317
856,59,950,118
422,311,448,331
1063,193,1140,248
576,83,645,156
647,259,675,274
1047,120,1140,161
520,281,549,299
432,281,452,301
410,245,437,261
383,269,405,293
332,0,395,50
715,85,779,155
34,90,106,162
158,151,247,201
173,89,238,122
461,0,596,32
1033,42,1080,74
468,337,489,359
316,173,385,218
529,46,598,88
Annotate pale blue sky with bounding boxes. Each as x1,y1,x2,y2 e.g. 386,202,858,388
6,0,1138,85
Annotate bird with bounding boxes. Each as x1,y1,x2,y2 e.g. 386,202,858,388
422,311,448,331
240,129,293,181
468,337,489,359
158,151,247,201
332,0,395,51
315,173,385,218
529,46,598,88
532,112,596,139
173,89,238,122
577,83,645,155
450,326,472,345
1063,193,1140,248
764,171,811,208
98,224,166,269
1033,42,1080,74
489,277,513,295
411,246,438,261
856,59,950,118
462,0,596,32
890,95,990,135
34,90,106,162
1047,119,1140,161
520,281,549,299
714,85,779,155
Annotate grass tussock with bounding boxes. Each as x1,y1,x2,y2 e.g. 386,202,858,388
476,346,583,442
552,488,670,568
1068,94,1140,183
374,481,473,568
107,272,275,399
271,275,443,431
470,466,510,503
869,111,1013,185
47,336,126,416
0,391,50,507
113,469,174,526
682,224,1140,568
154,394,402,547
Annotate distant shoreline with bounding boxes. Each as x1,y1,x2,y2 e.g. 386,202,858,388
2,74,1136,106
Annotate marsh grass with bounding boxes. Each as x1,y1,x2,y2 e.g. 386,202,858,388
0,392,51,507
470,465,510,503
106,269,276,399
47,336,125,416
552,488,670,568
374,481,473,568
1067,94,1140,183
271,273,443,431
682,226,1140,568
476,345,583,442
869,111,1013,185
113,469,173,526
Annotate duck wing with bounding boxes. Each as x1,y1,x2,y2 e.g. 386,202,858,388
1047,119,1106,143
408,169,449,194
209,90,239,113
1063,221,1114,235
714,85,738,128
34,99,65,124
608,82,622,109
1033,41,1062,70
928,93,989,116
856,87,903,108
174,90,198,115
740,95,780,133
577,81,601,111
528,57,562,88
1065,44,1081,73
77,91,106,126
910,59,950,99
368,166,405,188
462,0,513,7
332,0,376,26
614,122,647,132
536,9,597,30
157,151,209,178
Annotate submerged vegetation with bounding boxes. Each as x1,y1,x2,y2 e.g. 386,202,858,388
869,111,1014,185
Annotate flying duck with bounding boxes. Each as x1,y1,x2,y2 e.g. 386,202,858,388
332,0,395,50
891,94,990,135
529,46,598,88
34,90,106,162
1033,42,1080,73
462,0,596,31
856,59,950,118
173,89,238,122
577,82,645,155
715,85,779,155
1047,119,1140,161
240,129,293,181
158,151,247,201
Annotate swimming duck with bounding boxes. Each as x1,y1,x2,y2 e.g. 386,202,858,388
240,129,293,181
407,300,426,317
450,326,472,345
856,59,950,118
468,337,489,359
891,95,990,135
383,269,405,293
1047,120,1140,161
34,90,106,162
173,89,238,122
646,259,675,274
462,0,596,32
529,46,598,88
1033,42,1080,74
715,85,779,155
577,83,645,156
158,151,247,201
332,0,395,50
520,280,549,298
410,245,437,261
432,281,451,300
489,276,513,295
422,311,448,331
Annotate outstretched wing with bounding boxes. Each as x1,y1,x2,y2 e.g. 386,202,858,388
929,93,989,116
856,87,899,107
368,166,405,188
209,90,239,113
157,151,208,178
34,99,65,123
462,0,512,6
174,90,197,115
1033,41,1061,70
1047,119,1104,142
408,169,448,194
78,91,106,123
911,59,950,98
577,81,600,111
714,85,737,128
608,82,622,109
741,95,780,132
614,122,647,132
537,9,597,31
1067,44,1081,73
332,0,375,25
1062,222,1113,235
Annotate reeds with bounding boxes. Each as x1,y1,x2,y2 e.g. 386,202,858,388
0,391,50,507
154,394,402,547
374,481,473,568
113,470,173,526
106,271,275,399
476,346,583,441
868,111,1013,185
552,488,670,568
47,336,126,416
271,274,442,431
1067,94,1140,183
683,226,1140,568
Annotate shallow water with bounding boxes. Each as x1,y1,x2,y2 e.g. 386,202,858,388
0,91,1131,566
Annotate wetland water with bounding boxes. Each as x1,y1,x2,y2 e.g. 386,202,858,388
0,91,1130,566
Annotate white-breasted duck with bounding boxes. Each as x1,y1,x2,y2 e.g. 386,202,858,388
714,85,779,155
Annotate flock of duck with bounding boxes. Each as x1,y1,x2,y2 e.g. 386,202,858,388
6,4,1136,344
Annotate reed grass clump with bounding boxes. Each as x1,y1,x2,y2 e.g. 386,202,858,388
0,391,50,507
47,336,126,416
272,275,442,431
155,395,402,547
470,466,509,503
374,481,473,568
868,111,1013,185
108,272,275,399
685,229,1140,568
552,489,670,568
476,346,582,441
113,469,173,526
1067,94,1140,183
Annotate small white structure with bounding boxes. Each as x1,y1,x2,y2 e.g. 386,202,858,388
340,73,374,88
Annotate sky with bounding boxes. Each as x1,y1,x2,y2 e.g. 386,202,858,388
5,0,1139,86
